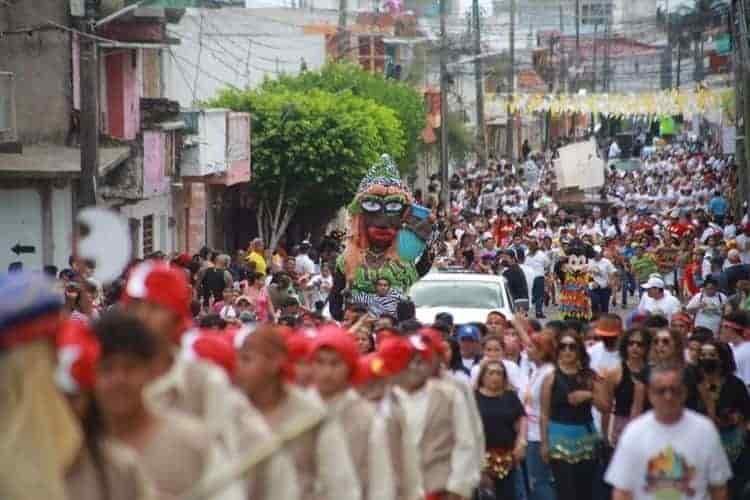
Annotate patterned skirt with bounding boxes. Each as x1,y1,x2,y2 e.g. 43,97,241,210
484,447,515,479
548,421,600,464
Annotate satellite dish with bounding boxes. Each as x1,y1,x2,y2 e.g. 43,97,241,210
75,207,132,284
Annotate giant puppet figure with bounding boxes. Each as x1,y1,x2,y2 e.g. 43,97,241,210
330,155,433,320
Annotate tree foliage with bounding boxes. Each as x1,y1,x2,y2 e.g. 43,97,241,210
261,63,426,173
208,87,405,249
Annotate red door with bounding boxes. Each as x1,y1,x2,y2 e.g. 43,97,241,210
106,52,125,139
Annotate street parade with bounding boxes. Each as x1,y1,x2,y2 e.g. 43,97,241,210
2,1,750,500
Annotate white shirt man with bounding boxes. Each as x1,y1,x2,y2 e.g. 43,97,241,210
606,366,731,500
524,247,551,280
295,244,316,276
638,277,681,321
736,228,750,264
589,252,617,289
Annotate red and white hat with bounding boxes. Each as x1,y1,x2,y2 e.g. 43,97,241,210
182,329,237,379
123,262,191,330
55,319,100,394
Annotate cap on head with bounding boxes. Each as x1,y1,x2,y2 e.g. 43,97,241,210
456,324,480,341
0,272,64,350
184,331,237,379
310,325,360,380
123,262,191,321
372,335,418,376
594,315,623,338
54,319,100,394
642,277,665,290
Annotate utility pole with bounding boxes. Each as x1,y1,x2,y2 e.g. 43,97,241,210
505,0,515,160
559,0,567,93
472,0,487,169
337,0,348,61
439,0,450,209
78,6,99,209
603,18,610,91
573,0,580,92
592,23,598,92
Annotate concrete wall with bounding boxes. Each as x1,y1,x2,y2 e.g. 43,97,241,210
143,130,171,196
119,192,175,258
0,181,73,272
0,0,72,144
164,8,328,107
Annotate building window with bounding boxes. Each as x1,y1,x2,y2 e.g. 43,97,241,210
358,35,385,73
0,72,17,142
143,215,154,256
581,0,612,25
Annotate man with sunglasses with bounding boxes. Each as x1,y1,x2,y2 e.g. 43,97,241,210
605,363,732,500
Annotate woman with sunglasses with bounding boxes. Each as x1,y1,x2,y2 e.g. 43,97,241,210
694,340,750,500
651,327,706,412
540,331,608,500
601,328,651,447
475,359,527,500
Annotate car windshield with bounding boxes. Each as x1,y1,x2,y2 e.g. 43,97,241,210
410,280,504,309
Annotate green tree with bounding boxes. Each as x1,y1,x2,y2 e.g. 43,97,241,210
261,63,426,173
209,87,405,250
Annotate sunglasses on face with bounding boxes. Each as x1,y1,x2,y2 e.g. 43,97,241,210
560,342,577,352
654,337,672,346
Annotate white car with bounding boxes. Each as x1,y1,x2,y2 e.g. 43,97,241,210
410,270,515,326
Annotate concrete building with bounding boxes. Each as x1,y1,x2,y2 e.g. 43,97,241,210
0,1,129,272
164,7,331,107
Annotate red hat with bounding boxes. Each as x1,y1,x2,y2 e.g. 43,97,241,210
670,312,692,327
184,330,236,378
173,253,193,268
285,328,318,364
353,353,384,386
594,316,623,338
123,262,191,324
310,325,360,380
55,319,100,394
419,327,448,358
371,335,424,377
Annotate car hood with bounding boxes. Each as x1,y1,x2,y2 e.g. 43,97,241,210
415,307,508,326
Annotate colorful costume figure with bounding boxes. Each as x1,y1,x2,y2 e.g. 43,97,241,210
559,247,593,321
330,155,433,320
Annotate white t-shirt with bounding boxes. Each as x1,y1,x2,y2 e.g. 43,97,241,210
524,250,550,279
588,342,622,374
605,410,732,500
638,293,682,321
589,258,618,289
522,363,554,442
736,234,750,264
685,291,726,334
295,254,316,276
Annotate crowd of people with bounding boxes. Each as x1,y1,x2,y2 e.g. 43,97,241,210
2,136,750,500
